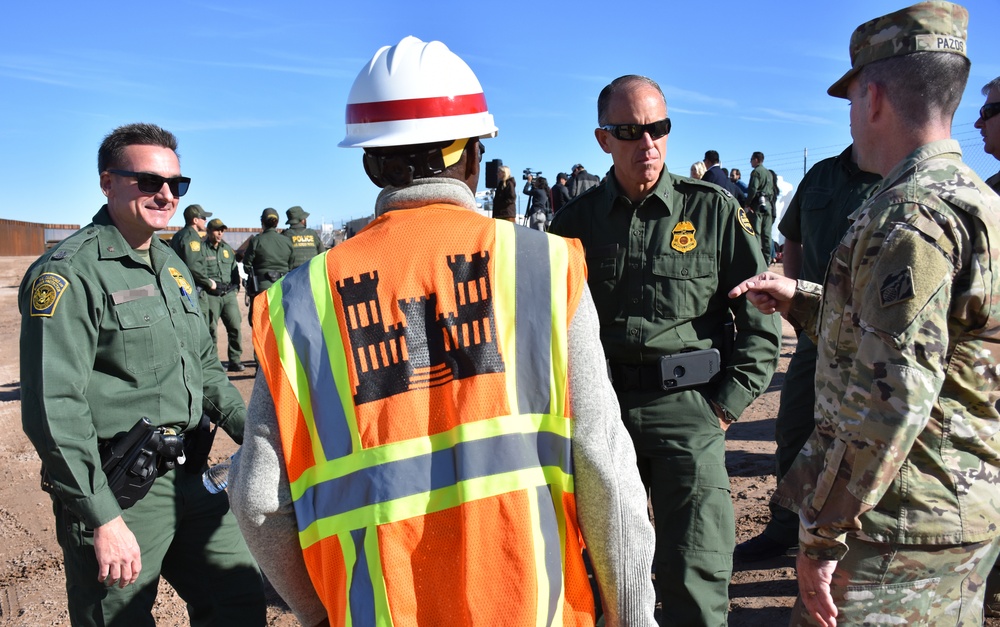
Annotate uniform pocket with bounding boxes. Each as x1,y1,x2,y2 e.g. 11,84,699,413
113,296,174,374
652,253,716,319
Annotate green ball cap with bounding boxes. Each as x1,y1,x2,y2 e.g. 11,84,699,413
828,0,968,99
261,207,279,221
206,218,227,231
183,204,213,220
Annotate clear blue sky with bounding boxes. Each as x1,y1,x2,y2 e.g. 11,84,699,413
2,0,999,231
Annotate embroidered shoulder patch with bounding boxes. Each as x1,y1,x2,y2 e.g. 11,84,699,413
30,273,69,317
878,267,915,307
671,221,697,253
222,249,230,259
188,240,201,252
737,208,755,236
168,267,194,295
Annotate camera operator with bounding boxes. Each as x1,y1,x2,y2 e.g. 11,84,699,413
523,172,550,231
493,164,517,222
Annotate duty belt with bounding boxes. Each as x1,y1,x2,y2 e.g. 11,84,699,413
608,362,663,393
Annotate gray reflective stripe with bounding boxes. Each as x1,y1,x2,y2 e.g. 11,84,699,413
348,528,376,625
536,485,564,624
110,284,156,304
293,430,572,530
514,228,552,414
280,267,353,461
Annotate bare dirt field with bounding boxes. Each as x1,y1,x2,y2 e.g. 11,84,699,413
0,254,981,626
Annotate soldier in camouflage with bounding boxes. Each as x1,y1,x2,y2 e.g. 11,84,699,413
730,3,1000,625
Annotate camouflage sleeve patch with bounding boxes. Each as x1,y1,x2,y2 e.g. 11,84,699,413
737,207,755,236
29,272,69,317
861,224,950,340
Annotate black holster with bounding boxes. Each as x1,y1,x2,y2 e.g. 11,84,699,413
182,414,217,473
98,417,159,510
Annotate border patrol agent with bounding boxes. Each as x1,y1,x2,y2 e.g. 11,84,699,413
283,205,325,269
228,36,657,627
731,3,1000,624
202,218,244,372
169,203,211,278
549,75,780,627
242,207,293,326
19,122,264,626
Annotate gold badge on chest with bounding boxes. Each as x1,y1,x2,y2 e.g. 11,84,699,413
671,221,697,253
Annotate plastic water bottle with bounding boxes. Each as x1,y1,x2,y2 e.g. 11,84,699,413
202,459,231,494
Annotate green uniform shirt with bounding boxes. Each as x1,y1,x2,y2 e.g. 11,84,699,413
19,206,247,529
777,140,1000,558
283,223,326,269
243,227,294,292
169,224,208,287
203,237,240,289
778,145,882,284
549,167,780,419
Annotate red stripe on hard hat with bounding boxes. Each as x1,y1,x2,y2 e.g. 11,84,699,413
347,93,487,124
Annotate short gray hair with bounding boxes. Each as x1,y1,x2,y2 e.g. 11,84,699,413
982,76,1000,97
857,51,969,132
597,75,665,126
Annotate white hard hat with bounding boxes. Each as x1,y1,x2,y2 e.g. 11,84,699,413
339,36,498,148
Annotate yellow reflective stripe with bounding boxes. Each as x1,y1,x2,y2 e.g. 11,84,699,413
307,254,361,458
339,530,357,627
266,284,327,465
364,527,392,626
289,412,571,500
493,219,520,415
299,461,574,549
546,234,571,418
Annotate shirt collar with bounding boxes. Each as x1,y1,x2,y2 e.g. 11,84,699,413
603,165,675,216
880,139,962,191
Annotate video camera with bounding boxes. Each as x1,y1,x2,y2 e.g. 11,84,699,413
523,168,542,181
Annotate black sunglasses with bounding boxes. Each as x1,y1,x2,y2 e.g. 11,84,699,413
599,118,671,141
107,169,191,197
980,103,1000,122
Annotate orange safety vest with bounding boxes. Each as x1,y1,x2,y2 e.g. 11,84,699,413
252,205,594,626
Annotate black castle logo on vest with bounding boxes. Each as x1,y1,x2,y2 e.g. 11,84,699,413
337,251,505,404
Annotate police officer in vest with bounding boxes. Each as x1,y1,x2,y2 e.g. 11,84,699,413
228,36,656,627
202,218,245,372
283,205,325,269
19,122,265,625
241,207,293,326
170,203,211,278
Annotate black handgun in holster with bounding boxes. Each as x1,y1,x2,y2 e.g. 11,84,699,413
99,417,159,510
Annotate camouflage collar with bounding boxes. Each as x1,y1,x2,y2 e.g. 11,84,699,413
880,139,962,192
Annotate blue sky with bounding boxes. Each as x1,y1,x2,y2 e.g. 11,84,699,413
2,0,999,231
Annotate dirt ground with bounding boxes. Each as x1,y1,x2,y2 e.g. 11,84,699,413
0,254,984,626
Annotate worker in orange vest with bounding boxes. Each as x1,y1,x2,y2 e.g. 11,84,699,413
228,36,656,627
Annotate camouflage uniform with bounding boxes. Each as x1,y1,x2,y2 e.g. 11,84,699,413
774,140,1000,624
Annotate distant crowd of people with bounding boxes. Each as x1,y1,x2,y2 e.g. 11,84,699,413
17,2,1000,627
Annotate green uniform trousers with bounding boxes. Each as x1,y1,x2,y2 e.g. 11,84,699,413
625,386,733,627
754,208,774,264
790,536,1000,626
200,291,243,365
55,465,265,627
765,334,818,546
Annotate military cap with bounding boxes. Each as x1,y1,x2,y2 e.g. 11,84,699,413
285,205,310,224
183,204,213,220
206,218,227,231
261,207,279,221
828,1,968,99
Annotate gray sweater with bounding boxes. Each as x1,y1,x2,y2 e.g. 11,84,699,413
229,180,656,626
